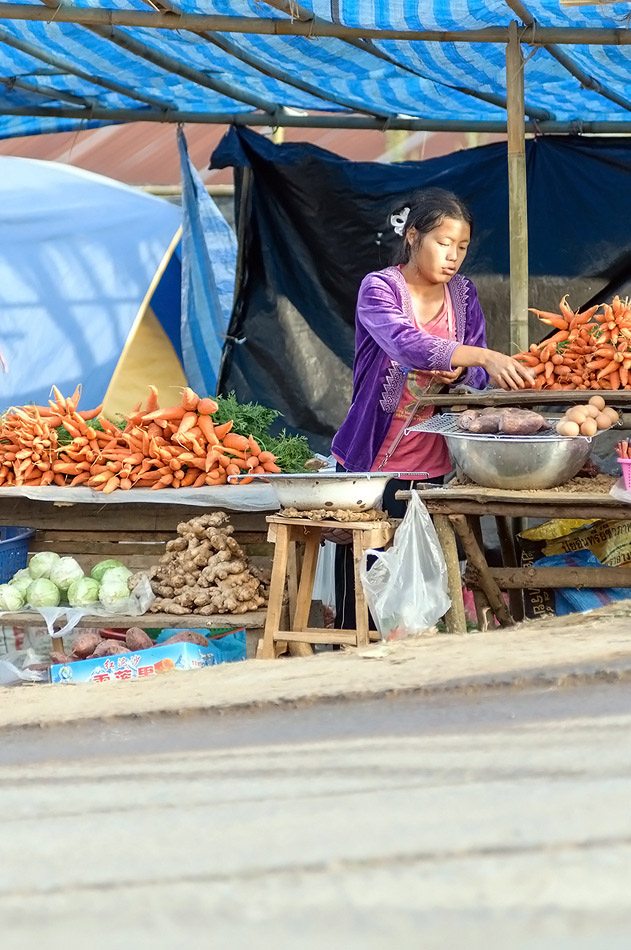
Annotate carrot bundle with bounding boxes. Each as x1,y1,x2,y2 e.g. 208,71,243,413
0,386,282,492
514,294,631,391
617,441,631,460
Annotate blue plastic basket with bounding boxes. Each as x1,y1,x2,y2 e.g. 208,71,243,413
0,527,35,583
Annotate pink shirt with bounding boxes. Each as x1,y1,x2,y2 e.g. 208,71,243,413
370,288,454,477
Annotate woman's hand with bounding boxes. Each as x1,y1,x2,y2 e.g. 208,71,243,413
482,350,535,390
430,367,464,385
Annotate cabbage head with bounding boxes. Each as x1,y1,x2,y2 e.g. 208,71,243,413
98,573,131,609
0,583,25,611
27,578,61,607
91,559,126,584
28,551,61,580
67,577,100,608
49,557,84,593
100,565,132,586
10,569,33,595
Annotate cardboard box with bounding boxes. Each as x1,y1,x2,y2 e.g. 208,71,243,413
50,630,246,685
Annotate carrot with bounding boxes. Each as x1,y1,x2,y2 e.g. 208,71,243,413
142,406,185,424
197,397,218,415
145,386,159,414
222,432,250,453
193,472,207,488
177,412,198,435
262,461,281,473
180,387,200,412
559,294,574,320
225,463,241,477
151,473,174,490
610,370,622,390
529,309,568,329
197,415,219,445
213,420,233,440
597,359,620,380
180,469,199,487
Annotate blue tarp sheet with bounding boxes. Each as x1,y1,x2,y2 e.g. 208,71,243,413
0,2,629,137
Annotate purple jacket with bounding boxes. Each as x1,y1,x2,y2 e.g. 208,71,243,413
332,266,488,472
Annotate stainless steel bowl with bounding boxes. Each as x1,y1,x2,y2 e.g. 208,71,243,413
444,433,593,490
237,472,395,510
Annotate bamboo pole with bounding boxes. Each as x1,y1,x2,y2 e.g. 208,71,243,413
0,7,626,44
3,103,631,133
506,20,529,356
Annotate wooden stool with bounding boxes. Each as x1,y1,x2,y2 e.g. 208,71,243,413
259,514,396,659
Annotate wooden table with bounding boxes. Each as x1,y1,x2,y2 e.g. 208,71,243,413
0,493,275,653
397,485,631,632
260,514,396,658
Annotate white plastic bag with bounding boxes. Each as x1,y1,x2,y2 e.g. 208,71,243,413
312,540,337,627
359,492,451,640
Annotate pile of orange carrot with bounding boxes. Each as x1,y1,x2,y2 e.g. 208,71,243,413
0,386,281,491
514,294,631,391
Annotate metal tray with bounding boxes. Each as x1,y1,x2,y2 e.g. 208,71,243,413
406,412,605,443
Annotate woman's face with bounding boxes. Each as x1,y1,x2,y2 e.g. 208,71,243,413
407,216,471,284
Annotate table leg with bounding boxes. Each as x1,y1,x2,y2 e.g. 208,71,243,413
450,515,513,628
51,636,64,654
352,530,371,647
433,515,467,634
467,516,494,632
289,529,319,657
495,515,524,622
260,523,291,659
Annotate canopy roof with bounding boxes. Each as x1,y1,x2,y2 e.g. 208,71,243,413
0,0,629,138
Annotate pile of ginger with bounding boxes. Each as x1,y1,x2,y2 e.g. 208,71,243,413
147,513,268,615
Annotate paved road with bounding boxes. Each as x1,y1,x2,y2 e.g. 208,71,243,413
3,685,631,949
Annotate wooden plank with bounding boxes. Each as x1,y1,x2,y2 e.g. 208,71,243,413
422,501,631,520
29,541,166,556
433,515,467,633
352,529,369,648
450,514,513,627
290,529,319,656
400,487,618,506
261,523,291,659
406,391,631,408
0,610,267,629
271,629,358,645
480,566,631,589
267,514,389,531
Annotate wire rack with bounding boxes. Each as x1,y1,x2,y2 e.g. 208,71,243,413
405,412,599,443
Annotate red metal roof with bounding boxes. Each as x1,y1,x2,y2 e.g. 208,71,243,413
0,122,505,186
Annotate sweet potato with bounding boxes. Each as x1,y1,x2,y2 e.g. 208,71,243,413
71,632,103,659
50,651,74,665
163,630,209,647
90,639,131,658
499,408,548,435
125,627,154,651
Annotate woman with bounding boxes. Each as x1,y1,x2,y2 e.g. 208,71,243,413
331,188,534,628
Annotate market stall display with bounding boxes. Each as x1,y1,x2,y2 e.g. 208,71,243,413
514,295,631,391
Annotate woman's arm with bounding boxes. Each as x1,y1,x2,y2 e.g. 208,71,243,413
451,345,534,390
356,274,460,373
459,286,488,390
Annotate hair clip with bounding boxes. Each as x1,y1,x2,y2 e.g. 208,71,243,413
390,206,410,237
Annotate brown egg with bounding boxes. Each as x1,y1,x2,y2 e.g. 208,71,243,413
603,407,619,425
566,407,587,425
557,420,580,437
595,412,612,430
580,418,598,437
589,395,606,411
583,404,600,419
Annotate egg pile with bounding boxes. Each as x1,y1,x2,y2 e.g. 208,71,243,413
556,396,619,437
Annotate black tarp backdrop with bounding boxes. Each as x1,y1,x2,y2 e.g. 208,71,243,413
210,128,631,453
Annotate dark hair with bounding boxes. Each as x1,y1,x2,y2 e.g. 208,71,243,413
390,188,473,266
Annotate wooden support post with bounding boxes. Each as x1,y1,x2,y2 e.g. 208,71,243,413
288,530,319,657
506,19,529,356
467,516,494,632
433,515,467,633
495,515,524,622
451,515,513,627
352,529,371,647
260,522,291,659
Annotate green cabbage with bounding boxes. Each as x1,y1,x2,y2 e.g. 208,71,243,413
0,583,25,611
10,569,33,595
28,551,61,579
26,578,61,607
98,573,131,609
67,577,100,608
90,559,127,584
49,557,84,593
100,565,132,586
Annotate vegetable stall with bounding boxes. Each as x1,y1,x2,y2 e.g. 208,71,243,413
0,383,317,677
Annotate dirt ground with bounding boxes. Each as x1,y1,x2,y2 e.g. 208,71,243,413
3,601,631,731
